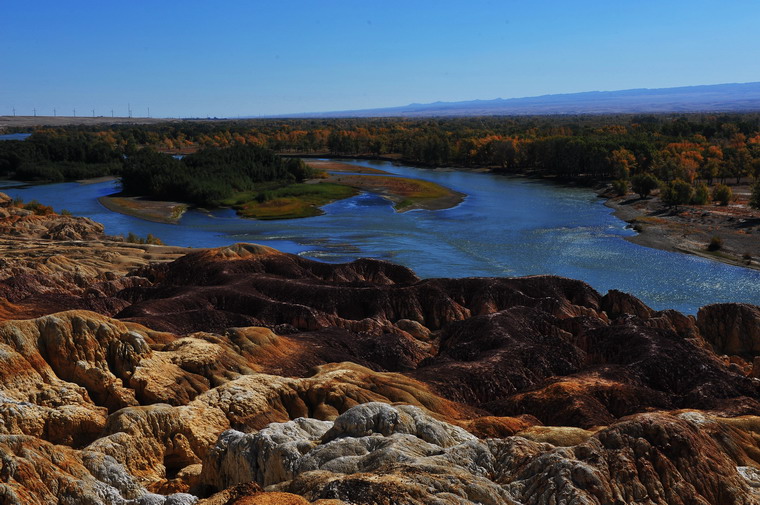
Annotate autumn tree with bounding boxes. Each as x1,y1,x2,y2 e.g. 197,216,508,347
661,142,702,183
490,138,522,170
700,145,723,185
609,147,637,179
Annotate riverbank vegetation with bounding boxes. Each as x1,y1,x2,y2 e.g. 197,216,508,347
3,113,760,218
5,113,760,182
0,130,121,181
221,182,358,219
120,144,314,206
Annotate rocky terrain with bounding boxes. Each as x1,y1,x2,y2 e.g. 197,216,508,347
1,192,760,504
0,192,188,321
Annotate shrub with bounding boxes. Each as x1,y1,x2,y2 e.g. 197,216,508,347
707,236,723,251
750,178,760,210
145,233,163,245
60,209,72,216
712,184,732,206
630,173,659,199
611,179,628,196
125,231,163,245
661,179,693,209
691,183,710,205
255,191,274,203
23,200,54,215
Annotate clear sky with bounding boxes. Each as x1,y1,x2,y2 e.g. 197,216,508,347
1,0,759,118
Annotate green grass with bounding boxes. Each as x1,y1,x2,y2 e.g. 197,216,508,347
224,182,358,219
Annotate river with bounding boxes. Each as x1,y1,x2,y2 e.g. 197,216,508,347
2,158,759,314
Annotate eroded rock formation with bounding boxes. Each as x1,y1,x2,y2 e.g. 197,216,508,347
0,191,187,321
202,403,760,505
1,201,759,504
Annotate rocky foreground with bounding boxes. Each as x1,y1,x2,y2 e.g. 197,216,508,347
1,194,760,504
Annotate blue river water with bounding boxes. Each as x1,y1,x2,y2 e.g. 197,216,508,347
0,133,32,141
1,158,759,314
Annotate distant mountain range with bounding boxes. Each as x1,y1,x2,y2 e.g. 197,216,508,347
277,82,760,118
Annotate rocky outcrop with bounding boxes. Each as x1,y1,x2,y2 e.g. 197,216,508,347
412,306,758,428
602,289,701,339
202,403,760,505
0,241,186,321
0,196,105,241
0,311,153,412
118,246,604,335
0,434,197,505
201,403,506,503
5,243,753,429
90,362,489,488
0,308,492,496
0,192,188,321
699,303,760,356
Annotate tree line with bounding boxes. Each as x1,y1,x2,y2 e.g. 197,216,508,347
2,113,760,208
0,130,121,181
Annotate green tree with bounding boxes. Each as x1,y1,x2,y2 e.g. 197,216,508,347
750,178,760,210
730,147,752,184
661,179,693,210
700,157,722,185
630,173,659,199
655,156,679,183
691,183,710,205
611,179,628,196
712,184,733,206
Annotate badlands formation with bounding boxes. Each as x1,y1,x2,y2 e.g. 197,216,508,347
0,192,759,504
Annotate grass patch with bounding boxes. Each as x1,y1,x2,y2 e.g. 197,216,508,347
327,174,462,211
227,182,358,219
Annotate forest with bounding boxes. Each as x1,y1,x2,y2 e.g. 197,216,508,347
1,113,760,209
120,145,313,205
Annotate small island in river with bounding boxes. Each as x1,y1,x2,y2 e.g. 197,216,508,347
100,156,464,222
97,195,189,224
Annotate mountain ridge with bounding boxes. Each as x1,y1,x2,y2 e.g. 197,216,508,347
271,81,760,118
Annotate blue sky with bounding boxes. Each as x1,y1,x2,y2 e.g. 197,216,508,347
1,0,758,117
